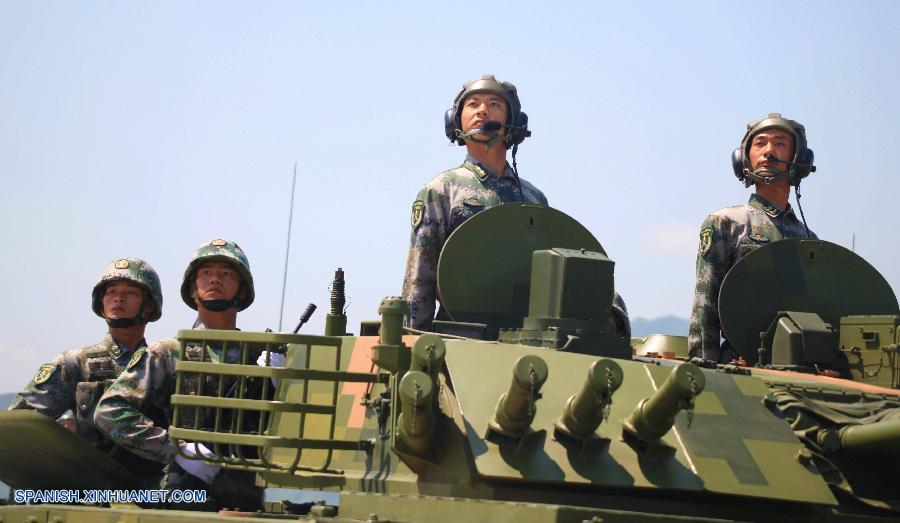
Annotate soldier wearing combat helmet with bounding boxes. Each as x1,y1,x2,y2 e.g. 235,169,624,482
10,257,169,480
96,239,265,511
180,238,255,326
401,74,630,335
688,113,818,363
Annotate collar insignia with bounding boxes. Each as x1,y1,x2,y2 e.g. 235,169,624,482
470,163,489,181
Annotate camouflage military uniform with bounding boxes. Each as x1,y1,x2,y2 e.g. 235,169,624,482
93,336,179,464
11,334,143,426
95,322,263,511
402,156,548,330
10,334,172,477
688,194,816,362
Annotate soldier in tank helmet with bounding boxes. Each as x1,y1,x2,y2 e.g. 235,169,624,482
9,257,170,482
401,75,630,335
95,239,265,511
688,113,818,363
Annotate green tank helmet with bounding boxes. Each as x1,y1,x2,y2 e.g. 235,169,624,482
180,239,255,311
91,257,163,325
445,74,529,148
452,75,522,128
735,112,814,188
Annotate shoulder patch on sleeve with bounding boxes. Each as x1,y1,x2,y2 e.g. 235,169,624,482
411,200,424,229
126,347,147,371
699,227,713,255
33,363,57,385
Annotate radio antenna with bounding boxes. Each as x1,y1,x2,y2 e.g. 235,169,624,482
278,163,298,331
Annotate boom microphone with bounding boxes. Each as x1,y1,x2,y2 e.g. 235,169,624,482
764,155,817,172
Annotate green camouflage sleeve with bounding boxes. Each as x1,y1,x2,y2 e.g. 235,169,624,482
402,185,448,330
688,215,729,361
8,351,79,418
94,338,179,464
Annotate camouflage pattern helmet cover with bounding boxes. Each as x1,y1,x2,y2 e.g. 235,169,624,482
91,258,163,322
180,239,255,311
452,74,522,131
740,112,808,171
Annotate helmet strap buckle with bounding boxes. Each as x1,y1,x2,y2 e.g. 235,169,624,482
745,167,791,186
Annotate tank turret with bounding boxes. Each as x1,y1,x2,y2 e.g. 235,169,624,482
4,206,900,523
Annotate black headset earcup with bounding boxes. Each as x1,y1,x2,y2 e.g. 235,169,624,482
444,109,460,144
731,147,744,180
507,111,531,146
794,148,814,179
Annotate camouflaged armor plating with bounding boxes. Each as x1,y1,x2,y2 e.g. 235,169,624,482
402,156,548,330
688,194,816,362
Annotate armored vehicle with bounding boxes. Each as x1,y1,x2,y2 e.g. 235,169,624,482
3,204,899,522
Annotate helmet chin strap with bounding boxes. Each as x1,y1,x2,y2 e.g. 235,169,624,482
742,167,792,188
200,299,233,312
456,128,507,148
199,281,246,312
106,291,149,328
106,316,146,328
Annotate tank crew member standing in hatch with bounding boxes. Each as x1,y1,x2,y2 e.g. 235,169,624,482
95,239,265,512
10,257,169,484
688,113,818,363
401,75,547,331
401,75,630,336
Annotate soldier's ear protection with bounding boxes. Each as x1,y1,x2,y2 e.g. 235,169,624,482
508,112,531,146
444,108,530,147
444,109,458,144
731,147,743,179
792,148,815,180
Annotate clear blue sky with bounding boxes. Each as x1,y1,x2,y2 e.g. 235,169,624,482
2,1,898,389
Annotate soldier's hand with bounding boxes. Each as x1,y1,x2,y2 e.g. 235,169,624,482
256,350,285,368
257,351,285,387
175,442,220,485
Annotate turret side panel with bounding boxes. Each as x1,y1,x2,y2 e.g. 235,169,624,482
445,341,836,505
